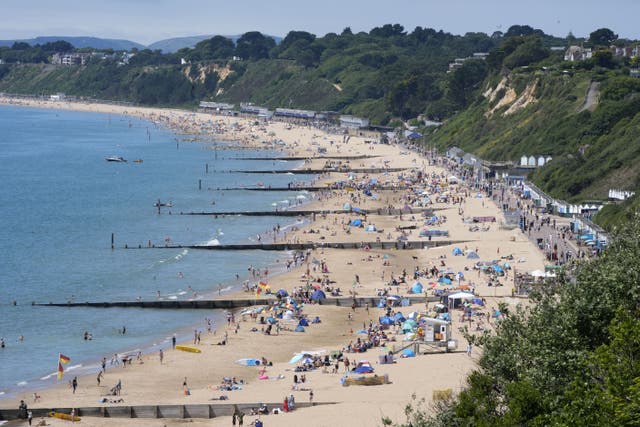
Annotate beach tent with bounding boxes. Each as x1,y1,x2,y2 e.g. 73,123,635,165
492,265,504,275
301,357,314,365
343,203,352,210
448,292,475,301
276,289,288,297
311,289,326,300
411,282,423,294
379,316,393,325
393,312,406,322
365,225,377,232
236,358,261,366
466,251,480,259
452,247,463,256
402,348,416,357
353,363,374,374
401,320,417,333
438,277,453,285
298,318,309,327
350,219,362,227
356,329,368,335
294,325,305,332
266,316,278,324
472,298,485,306
407,311,419,320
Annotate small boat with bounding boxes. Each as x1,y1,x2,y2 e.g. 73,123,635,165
106,156,127,162
49,412,81,422
175,345,201,353
133,159,143,163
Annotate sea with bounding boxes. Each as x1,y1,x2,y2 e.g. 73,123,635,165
0,105,314,397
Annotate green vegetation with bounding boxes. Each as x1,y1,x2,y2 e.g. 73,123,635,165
389,217,640,426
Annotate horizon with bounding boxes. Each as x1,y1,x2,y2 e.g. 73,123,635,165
2,0,639,46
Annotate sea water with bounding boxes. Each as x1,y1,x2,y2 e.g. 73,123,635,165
0,105,313,396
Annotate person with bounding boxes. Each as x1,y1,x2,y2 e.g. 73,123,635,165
101,357,107,373
467,342,472,357
159,349,164,364
72,376,78,393
172,334,176,349
97,371,103,386
18,400,27,419
254,419,263,427
309,389,314,405
27,410,33,426
283,396,289,412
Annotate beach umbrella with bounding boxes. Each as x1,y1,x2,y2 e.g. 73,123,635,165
289,354,304,364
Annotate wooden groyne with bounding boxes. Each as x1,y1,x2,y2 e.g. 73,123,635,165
231,167,408,174
34,296,435,310
124,240,465,251
0,402,332,421
178,208,439,217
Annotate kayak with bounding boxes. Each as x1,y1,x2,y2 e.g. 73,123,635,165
49,412,81,421
175,345,202,353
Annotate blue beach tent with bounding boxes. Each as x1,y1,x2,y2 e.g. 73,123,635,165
298,318,309,327
411,282,423,294
311,289,326,300
295,325,305,332
452,247,463,256
402,349,416,357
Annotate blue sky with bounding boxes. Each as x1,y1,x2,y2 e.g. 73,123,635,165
2,0,639,45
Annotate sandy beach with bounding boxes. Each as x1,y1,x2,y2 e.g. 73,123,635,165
1,96,554,427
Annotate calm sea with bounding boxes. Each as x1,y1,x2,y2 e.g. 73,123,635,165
0,105,311,397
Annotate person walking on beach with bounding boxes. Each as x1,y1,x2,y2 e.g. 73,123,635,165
467,342,472,357
72,376,78,394
97,371,103,386
159,349,164,364
309,389,314,405
172,334,176,349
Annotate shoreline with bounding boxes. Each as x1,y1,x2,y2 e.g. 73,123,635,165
2,96,555,427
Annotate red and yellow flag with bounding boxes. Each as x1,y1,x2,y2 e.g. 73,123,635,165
57,354,70,380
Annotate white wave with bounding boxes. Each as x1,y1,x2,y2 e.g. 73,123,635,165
178,291,187,296
40,372,57,380
17,381,27,386
66,364,82,371
174,249,189,260
286,172,294,175
168,295,178,300
203,238,219,246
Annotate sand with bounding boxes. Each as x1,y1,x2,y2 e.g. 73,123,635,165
1,96,551,426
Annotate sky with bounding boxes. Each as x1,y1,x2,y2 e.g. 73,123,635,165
2,0,639,45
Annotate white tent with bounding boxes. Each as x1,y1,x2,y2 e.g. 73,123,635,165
447,292,475,300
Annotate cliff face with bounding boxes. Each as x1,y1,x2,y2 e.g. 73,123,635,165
426,68,640,228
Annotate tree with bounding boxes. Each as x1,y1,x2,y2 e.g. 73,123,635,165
193,36,235,60
589,28,618,47
504,25,544,38
235,31,275,60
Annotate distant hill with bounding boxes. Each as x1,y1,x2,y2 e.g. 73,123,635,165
148,34,283,53
0,36,145,51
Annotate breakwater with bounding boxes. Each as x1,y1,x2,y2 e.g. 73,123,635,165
34,296,434,309
123,240,464,251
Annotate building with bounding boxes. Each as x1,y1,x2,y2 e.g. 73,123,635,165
51,52,91,66
564,46,592,61
239,103,272,119
274,108,316,120
199,101,235,112
631,69,640,78
339,115,369,129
